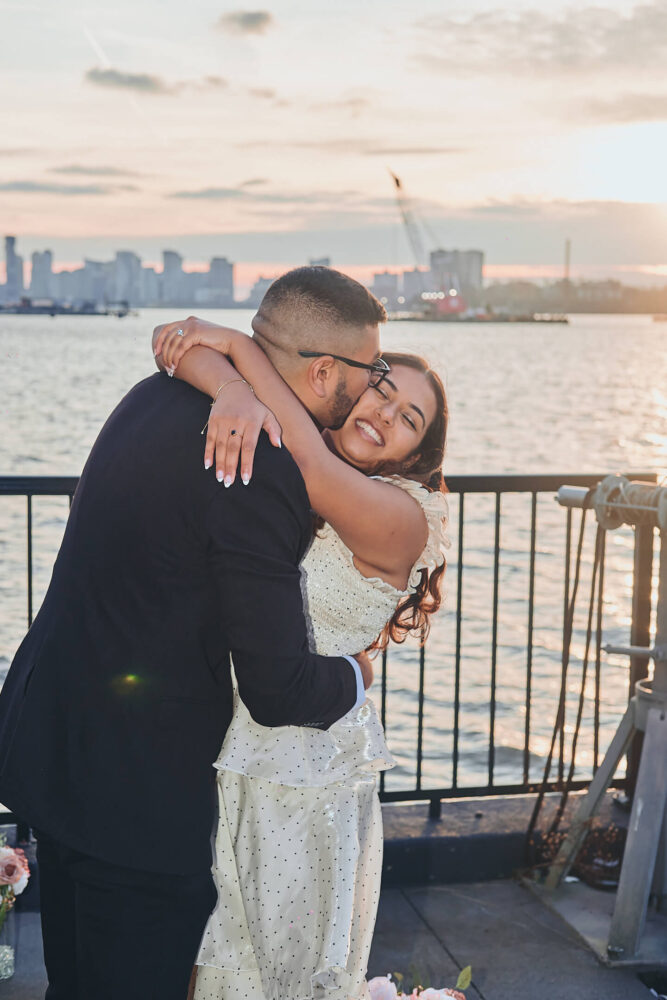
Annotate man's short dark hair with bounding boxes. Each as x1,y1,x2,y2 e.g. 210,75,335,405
259,266,387,328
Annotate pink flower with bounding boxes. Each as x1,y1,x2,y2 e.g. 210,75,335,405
368,976,399,1000
0,847,30,895
419,990,466,1000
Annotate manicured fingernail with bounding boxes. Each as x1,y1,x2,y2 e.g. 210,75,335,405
167,367,174,378
224,475,233,488
216,470,223,482
242,475,250,486
277,438,282,448
204,459,212,470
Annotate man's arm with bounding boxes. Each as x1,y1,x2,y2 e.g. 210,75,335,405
205,437,361,729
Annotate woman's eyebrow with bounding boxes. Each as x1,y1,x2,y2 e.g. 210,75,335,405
408,402,426,427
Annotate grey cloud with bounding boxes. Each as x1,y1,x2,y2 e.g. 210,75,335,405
416,2,667,77
0,180,133,195
218,11,273,34
167,186,359,205
169,187,247,200
239,178,268,187
85,68,229,96
577,92,667,124
85,67,175,94
49,165,141,177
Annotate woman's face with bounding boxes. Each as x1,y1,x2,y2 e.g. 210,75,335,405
328,364,438,473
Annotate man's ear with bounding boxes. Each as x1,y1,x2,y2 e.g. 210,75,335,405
305,356,337,399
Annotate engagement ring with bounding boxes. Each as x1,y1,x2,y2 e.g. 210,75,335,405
230,429,237,436
176,328,184,337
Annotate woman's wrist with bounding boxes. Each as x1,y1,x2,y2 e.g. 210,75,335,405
212,376,254,403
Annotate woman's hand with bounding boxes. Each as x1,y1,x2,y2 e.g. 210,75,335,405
204,381,282,487
153,316,238,374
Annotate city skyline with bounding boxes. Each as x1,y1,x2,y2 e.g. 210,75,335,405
2,0,667,286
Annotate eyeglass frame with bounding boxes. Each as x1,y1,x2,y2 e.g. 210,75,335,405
297,351,391,388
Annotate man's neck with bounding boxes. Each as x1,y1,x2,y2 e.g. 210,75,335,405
252,330,322,428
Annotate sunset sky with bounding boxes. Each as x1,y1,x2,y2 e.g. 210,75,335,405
2,0,667,289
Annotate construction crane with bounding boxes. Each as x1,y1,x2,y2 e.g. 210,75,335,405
389,171,427,269
388,170,465,318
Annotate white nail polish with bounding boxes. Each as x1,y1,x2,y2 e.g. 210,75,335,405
242,475,250,486
216,470,223,482
204,460,212,470
224,475,232,487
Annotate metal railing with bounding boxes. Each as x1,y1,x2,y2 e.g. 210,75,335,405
0,472,659,827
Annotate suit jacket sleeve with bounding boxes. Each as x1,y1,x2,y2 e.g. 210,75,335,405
205,442,358,730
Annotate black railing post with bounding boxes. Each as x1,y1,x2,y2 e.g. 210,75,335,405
452,493,464,791
626,523,655,796
27,493,33,627
524,492,537,785
488,492,501,788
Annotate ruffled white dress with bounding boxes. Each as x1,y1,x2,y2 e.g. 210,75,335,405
194,476,448,1000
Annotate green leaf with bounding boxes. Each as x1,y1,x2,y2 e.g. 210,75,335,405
456,966,472,990
392,972,404,985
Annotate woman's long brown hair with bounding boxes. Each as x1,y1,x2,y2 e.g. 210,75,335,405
366,352,449,652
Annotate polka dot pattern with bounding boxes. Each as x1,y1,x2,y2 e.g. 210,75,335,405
193,478,446,1000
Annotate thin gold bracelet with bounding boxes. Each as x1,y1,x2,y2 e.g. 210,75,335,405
201,378,256,435
212,377,248,403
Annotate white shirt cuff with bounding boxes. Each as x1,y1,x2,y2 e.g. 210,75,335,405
342,655,367,710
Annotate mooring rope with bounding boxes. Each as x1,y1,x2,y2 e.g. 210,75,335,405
525,487,605,863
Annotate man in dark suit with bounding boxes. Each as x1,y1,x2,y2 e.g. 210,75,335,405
0,267,387,999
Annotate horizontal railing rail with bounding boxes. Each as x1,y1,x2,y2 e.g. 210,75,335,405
0,471,659,829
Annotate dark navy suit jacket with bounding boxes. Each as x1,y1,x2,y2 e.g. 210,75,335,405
0,374,356,874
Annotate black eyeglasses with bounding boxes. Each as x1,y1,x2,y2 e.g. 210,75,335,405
297,351,391,388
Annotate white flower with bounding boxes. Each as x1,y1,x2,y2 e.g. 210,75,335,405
368,976,399,1000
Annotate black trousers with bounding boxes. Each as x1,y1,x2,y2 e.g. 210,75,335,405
35,830,217,1000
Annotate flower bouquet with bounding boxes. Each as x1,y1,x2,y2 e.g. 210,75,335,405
0,837,31,980
369,965,472,1000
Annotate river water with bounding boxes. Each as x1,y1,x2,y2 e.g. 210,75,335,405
1,310,665,791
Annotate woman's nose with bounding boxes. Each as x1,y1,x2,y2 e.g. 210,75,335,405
375,402,395,424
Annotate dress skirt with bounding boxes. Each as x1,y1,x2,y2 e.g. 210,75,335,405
194,769,383,1000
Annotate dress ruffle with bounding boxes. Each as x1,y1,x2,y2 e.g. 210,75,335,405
214,678,396,787
371,475,450,591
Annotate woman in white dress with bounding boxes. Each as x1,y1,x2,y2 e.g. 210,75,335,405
153,317,449,1000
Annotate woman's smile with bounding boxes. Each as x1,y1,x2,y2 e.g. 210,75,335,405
355,419,385,446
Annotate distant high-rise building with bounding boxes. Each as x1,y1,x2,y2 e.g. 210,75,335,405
113,251,142,305
30,250,54,299
53,268,85,303
371,270,399,307
162,250,184,305
82,259,110,304
140,266,161,306
430,249,484,294
201,256,234,306
309,257,331,267
402,267,432,305
5,236,24,302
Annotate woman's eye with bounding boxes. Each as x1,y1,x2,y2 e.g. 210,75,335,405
403,414,417,430
374,386,388,399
